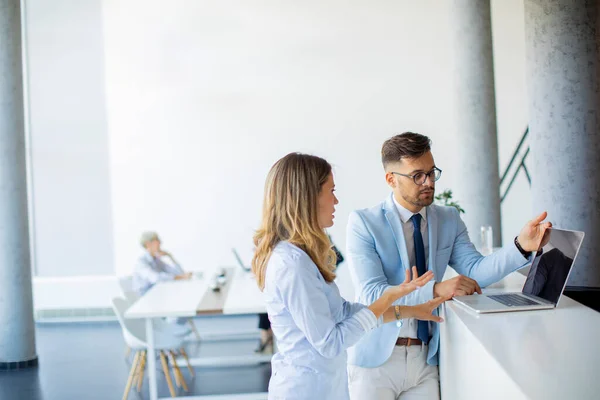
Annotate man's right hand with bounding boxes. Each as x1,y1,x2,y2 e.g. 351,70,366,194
433,275,482,297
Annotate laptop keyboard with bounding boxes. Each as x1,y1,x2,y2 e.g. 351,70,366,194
488,294,540,307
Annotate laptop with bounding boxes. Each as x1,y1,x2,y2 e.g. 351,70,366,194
453,228,584,313
232,248,251,272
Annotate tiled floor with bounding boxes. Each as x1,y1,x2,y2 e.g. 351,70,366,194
0,322,271,400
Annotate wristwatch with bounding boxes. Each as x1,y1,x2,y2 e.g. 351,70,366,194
394,305,402,327
514,236,532,258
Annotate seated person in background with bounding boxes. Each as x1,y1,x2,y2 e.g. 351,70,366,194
133,231,193,336
133,231,192,296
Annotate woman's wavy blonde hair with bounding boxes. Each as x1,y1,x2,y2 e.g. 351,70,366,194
252,153,337,291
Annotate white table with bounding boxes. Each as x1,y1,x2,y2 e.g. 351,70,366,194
125,271,268,400
439,271,600,400
223,269,266,315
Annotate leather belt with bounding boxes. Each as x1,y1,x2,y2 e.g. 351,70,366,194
395,338,423,346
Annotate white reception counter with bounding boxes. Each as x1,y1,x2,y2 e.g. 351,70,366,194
439,271,600,400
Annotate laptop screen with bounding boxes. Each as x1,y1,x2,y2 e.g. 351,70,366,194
232,248,251,272
522,229,584,304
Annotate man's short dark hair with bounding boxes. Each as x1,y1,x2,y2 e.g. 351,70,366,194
381,132,431,169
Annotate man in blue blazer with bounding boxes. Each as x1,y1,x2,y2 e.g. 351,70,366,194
346,132,551,400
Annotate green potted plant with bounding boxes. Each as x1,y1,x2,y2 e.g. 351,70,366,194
434,189,465,214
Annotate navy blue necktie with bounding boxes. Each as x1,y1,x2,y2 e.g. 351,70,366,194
411,213,429,344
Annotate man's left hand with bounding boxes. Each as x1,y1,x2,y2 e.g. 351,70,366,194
517,211,552,252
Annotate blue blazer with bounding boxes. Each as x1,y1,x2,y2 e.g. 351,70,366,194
346,193,531,367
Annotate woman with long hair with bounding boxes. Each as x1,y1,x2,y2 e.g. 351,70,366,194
252,153,447,399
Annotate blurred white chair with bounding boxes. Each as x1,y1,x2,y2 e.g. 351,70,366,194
118,276,140,358
118,276,139,303
118,275,201,342
112,297,195,400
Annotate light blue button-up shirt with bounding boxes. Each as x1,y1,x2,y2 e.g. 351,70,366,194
132,251,184,296
263,241,378,400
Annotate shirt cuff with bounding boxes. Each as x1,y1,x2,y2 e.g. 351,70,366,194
354,308,378,332
508,240,532,262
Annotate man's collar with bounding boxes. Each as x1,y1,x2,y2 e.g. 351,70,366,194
392,195,427,224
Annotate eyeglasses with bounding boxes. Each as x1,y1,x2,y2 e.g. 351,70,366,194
391,167,442,186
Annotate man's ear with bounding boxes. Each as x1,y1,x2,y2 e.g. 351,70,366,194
385,171,396,189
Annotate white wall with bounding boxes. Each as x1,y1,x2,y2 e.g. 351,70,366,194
101,0,458,277
25,0,115,277
25,0,531,307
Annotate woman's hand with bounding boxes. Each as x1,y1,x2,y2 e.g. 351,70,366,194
369,267,435,320
157,249,172,258
387,267,434,301
404,295,452,323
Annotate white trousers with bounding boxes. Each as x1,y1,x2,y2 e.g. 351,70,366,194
348,345,440,400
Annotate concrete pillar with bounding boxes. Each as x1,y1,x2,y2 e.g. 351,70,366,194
525,0,600,288
0,0,38,367
449,0,503,247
